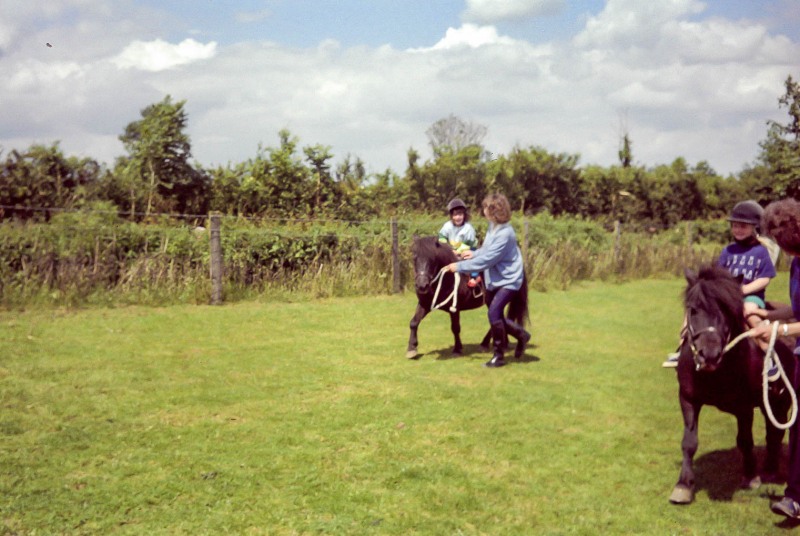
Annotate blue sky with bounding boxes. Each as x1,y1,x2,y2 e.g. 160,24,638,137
1,0,799,176
135,0,606,48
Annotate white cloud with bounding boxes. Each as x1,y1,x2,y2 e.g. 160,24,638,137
5,60,84,92
411,23,518,51
462,0,565,23
112,38,217,72
0,0,797,178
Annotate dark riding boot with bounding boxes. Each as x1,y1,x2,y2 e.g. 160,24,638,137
485,321,507,368
505,319,531,358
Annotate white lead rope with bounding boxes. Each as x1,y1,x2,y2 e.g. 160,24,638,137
430,269,460,313
761,322,798,430
725,322,798,430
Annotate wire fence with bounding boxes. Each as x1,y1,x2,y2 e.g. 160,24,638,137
0,205,731,306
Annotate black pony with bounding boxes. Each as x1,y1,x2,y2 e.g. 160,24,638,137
406,236,529,360
670,265,796,504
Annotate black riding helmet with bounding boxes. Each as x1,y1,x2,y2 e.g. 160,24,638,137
727,200,763,227
446,198,469,221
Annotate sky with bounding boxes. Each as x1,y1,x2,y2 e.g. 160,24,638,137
1,0,799,177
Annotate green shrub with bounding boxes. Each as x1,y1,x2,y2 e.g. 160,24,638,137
0,214,730,307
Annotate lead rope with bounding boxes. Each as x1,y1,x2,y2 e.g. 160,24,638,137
724,322,798,430
430,270,460,313
761,322,798,430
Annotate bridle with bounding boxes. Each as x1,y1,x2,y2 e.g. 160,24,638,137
413,256,460,312
686,311,731,371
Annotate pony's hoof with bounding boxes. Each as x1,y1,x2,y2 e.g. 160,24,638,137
741,475,762,490
406,350,419,359
669,485,694,504
452,349,463,356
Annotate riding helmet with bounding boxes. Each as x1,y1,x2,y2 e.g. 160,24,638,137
447,198,468,214
727,200,763,226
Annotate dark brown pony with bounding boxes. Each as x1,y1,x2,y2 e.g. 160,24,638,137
670,265,796,504
406,236,529,359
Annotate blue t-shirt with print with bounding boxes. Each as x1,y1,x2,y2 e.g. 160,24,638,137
717,241,777,301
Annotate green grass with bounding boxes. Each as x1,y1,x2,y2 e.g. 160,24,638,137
1,275,797,534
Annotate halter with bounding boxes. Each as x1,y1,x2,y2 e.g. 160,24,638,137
686,312,730,372
429,269,460,312
413,242,462,313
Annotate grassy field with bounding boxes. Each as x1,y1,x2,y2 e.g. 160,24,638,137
2,275,799,534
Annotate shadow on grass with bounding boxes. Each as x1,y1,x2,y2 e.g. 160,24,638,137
417,342,541,364
691,445,789,502
673,445,800,528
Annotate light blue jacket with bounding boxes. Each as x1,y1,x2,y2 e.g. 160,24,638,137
455,223,524,291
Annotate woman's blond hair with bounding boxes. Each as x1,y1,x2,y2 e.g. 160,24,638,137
482,193,512,224
762,199,800,256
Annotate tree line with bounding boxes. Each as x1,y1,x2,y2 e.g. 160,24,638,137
1,75,798,227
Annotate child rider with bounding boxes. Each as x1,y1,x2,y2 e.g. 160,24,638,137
438,198,481,288
663,200,778,378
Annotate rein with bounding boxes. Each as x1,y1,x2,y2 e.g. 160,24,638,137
723,322,798,430
429,269,460,313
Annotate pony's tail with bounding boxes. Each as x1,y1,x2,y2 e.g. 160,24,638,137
508,272,530,327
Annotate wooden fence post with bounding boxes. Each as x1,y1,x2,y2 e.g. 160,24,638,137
614,220,622,271
522,219,529,260
391,218,401,294
210,212,223,305
686,221,694,249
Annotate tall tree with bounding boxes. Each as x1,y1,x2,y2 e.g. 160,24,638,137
618,134,633,168
758,75,800,198
426,114,488,158
303,144,337,215
117,95,201,218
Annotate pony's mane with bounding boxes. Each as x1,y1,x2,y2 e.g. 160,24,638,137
412,236,458,266
685,265,744,332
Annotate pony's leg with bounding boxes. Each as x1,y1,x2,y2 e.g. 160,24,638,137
406,303,429,359
449,311,463,355
763,344,793,481
735,410,760,489
763,410,787,482
480,329,491,350
671,398,701,504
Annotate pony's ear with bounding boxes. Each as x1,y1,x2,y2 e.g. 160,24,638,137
733,273,745,284
684,268,698,285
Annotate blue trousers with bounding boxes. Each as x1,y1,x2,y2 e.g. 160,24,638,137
485,287,517,325
786,356,800,502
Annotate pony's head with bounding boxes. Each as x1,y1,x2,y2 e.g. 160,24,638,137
411,236,457,295
683,265,745,372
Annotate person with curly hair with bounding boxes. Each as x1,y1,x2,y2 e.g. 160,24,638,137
441,193,530,368
748,198,800,519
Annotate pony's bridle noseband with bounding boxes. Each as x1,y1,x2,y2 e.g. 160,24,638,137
686,313,731,371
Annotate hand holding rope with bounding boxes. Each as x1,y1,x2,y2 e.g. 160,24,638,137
727,321,798,430
432,266,460,312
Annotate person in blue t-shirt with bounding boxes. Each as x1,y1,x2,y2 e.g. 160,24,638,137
663,200,777,371
747,198,800,520
717,200,777,329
